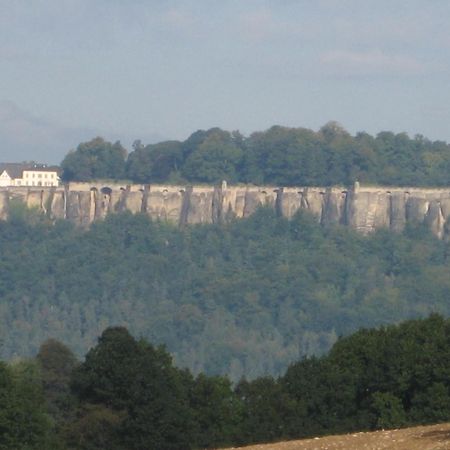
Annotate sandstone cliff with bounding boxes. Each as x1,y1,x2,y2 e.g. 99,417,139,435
1,181,450,237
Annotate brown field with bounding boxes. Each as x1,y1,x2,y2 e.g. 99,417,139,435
224,422,450,450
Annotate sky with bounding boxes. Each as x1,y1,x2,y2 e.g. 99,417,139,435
1,0,450,163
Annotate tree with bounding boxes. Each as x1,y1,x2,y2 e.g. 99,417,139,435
190,374,241,448
181,128,244,183
71,327,194,450
0,360,56,450
236,376,289,444
36,339,78,422
126,141,183,183
61,137,127,181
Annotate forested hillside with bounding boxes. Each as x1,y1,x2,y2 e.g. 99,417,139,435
61,123,450,187
2,206,450,379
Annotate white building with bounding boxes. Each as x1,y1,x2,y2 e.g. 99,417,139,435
0,163,60,187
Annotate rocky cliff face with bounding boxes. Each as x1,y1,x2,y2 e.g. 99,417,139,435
2,181,450,237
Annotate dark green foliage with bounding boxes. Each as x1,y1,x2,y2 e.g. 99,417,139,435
181,128,244,183
4,316,450,448
0,360,55,449
3,208,450,380
126,140,183,183
61,124,450,186
189,374,241,448
235,376,290,444
320,315,450,430
61,137,127,181
70,327,194,450
36,339,78,423
64,404,124,450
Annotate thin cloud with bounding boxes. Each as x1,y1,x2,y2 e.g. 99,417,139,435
163,8,196,30
0,101,58,145
0,100,94,162
238,8,276,42
319,49,424,76
0,101,165,163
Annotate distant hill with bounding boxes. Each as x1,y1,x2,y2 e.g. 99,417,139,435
2,207,450,380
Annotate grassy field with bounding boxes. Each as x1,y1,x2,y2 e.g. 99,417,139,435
226,423,450,450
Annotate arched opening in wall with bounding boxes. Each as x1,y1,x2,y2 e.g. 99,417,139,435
260,190,267,195
119,187,126,192
100,187,112,207
179,189,185,194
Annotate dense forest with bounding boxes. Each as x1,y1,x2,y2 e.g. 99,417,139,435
5,316,450,449
2,205,450,380
61,123,450,187
6,123,450,447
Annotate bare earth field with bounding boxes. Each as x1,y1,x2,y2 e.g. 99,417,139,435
225,423,450,450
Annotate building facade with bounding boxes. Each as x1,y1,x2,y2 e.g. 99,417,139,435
0,163,60,187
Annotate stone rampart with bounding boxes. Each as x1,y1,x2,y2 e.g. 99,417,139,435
2,182,450,238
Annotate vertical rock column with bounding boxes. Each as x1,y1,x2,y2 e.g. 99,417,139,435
144,185,185,223
389,191,407,232
50,188,66,220
346,184,390,234
322,187,347,225
0,190,8,220
186,186,215,224
299,188,326,222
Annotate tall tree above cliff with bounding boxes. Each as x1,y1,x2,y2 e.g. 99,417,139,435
126,140,183,183
181,128,244,183
61,137,127,181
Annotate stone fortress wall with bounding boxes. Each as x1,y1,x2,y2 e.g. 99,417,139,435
1,181,450,238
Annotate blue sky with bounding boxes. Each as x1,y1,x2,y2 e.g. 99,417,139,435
1,0,450,163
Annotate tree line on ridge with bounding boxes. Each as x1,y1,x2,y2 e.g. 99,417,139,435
60,123,450,187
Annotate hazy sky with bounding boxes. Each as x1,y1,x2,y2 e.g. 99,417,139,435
1,0,450,163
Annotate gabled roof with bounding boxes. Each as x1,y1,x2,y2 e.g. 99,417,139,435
0,163,61,178
0,163,27,178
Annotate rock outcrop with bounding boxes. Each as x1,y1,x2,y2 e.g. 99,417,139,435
2,181,450,238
